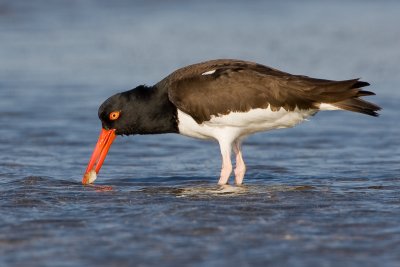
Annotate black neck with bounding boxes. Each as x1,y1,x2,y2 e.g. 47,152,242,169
121,85,178,135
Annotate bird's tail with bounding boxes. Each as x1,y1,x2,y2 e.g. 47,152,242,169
316,80,381,117
330,81,381,117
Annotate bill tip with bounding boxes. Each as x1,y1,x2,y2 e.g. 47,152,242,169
82,170,97,185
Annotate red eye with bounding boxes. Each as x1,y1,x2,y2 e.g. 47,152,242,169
109,111,120,121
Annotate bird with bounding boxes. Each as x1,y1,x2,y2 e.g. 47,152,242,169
82,59,381,185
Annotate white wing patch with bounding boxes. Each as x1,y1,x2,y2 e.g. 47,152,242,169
201,69,216,75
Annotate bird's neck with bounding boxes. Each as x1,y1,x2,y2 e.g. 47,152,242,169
127,85,178,135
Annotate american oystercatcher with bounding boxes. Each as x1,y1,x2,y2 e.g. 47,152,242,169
83,59,381,185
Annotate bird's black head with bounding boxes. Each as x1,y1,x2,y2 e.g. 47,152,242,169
98,89,136,136
97,85,178,136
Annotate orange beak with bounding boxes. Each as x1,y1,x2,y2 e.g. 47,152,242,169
82,128,116,184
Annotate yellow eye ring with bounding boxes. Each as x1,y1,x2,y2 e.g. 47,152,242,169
109,111,121,121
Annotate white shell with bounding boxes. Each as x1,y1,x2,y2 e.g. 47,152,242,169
86,170,97,184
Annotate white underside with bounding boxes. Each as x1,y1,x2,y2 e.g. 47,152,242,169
177,103,343,184
177,107,319,143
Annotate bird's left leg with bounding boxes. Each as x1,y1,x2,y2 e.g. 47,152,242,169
217,140,233,185
233,140,246,185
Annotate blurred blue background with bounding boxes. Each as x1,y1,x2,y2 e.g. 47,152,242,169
1,1,399,267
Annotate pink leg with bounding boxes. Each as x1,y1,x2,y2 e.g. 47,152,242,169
218,141,232,185
233,140,246,185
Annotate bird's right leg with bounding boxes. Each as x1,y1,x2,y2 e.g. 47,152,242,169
217,140,232,185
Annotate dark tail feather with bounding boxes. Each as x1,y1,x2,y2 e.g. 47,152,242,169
329,79,381,117
351,81,370,88
357,90,376,97
333,98,381,117
351,80,376,97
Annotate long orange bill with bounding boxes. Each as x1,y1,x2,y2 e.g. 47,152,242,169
82,128,116,184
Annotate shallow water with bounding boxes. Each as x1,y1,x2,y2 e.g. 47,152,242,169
1,1,400,266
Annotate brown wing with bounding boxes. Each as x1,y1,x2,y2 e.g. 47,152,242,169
163,60,379,123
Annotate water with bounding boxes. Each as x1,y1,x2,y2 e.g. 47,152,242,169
1,1,399,266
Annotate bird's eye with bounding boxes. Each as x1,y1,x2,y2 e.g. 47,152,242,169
109,111,120,121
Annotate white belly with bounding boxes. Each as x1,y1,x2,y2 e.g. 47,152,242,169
177,107,318,141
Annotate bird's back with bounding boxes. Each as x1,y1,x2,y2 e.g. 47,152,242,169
157,59,380,124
